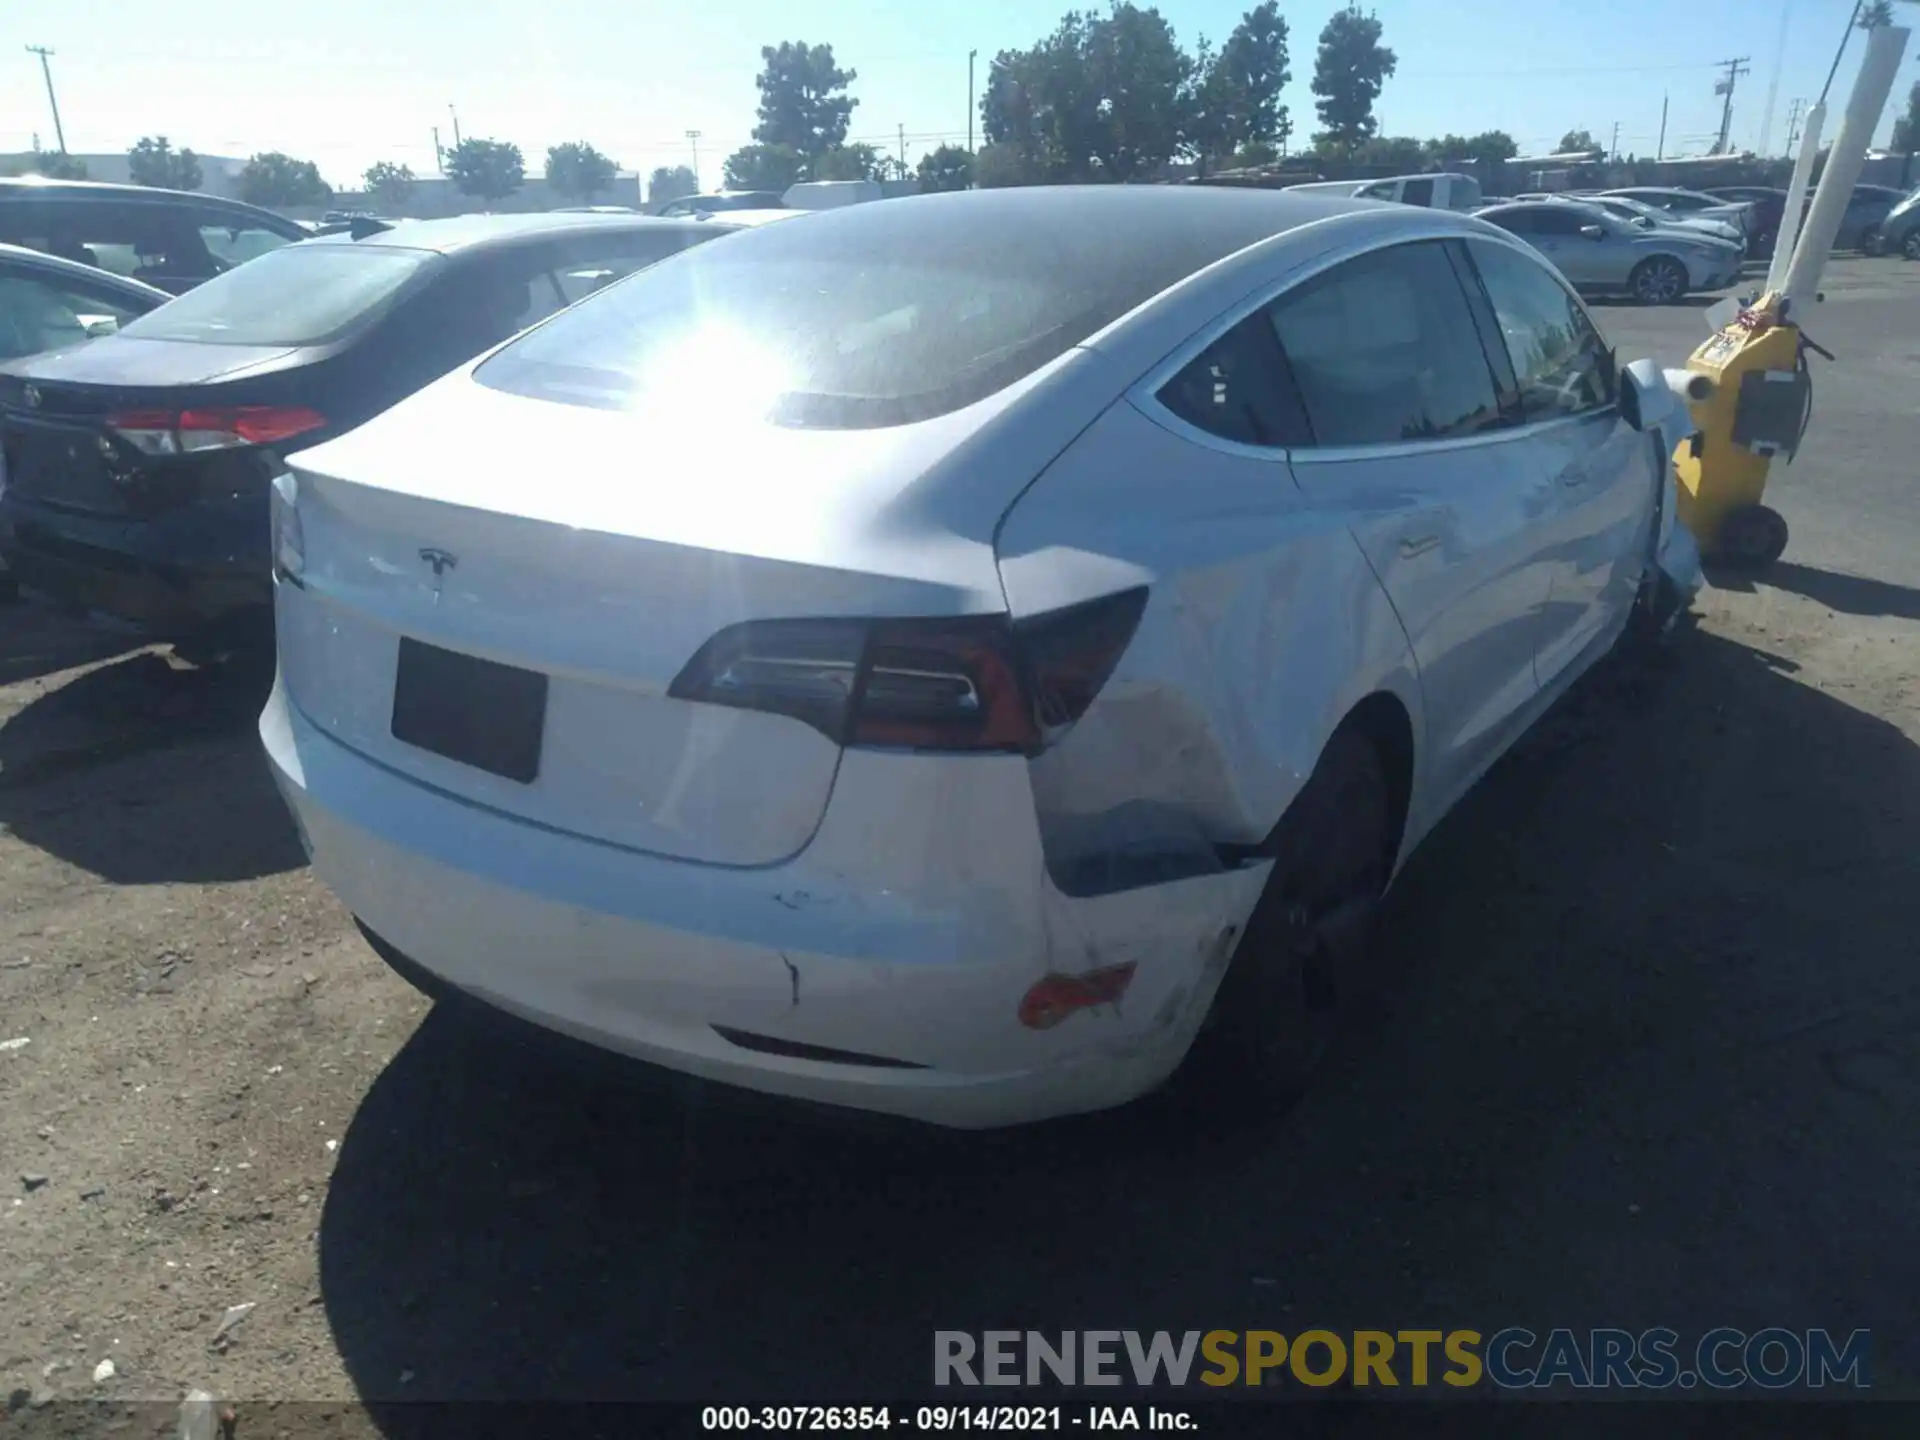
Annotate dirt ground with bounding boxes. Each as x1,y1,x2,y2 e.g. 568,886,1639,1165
3,572,1916,1413
4,260,1920,1415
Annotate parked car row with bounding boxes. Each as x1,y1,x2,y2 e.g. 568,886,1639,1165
2,182,1706,1129
1473,198,1743,303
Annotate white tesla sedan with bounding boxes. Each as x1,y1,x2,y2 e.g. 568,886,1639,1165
261,186,1703,1129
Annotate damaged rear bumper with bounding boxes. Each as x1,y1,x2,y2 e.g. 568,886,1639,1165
261,676,1267,1129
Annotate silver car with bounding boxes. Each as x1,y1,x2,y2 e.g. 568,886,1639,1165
1475,201,1742,303
1564,194,1744,248
1600,187,1755,239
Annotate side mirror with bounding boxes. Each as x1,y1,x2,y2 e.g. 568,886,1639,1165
83,317,120,339
1634,216,1656,229
1580,224,1606,239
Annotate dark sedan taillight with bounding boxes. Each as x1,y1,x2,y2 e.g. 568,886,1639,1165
106,406,326,456
667,588,1149,753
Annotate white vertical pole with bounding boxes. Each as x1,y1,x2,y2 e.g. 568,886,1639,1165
1765,101,1825,292
1782,25,1909,308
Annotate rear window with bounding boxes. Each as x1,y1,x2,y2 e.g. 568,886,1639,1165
476,210,1166,429
117,243,435,346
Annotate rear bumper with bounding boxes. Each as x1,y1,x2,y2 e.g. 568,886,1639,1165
0,493,270,632
260,676,1265,1128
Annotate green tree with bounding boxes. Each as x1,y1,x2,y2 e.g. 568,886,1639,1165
1466,129,1519,164
1310,6,1397,155
363,161,415,210
1180,36,1237,171
445,138,525,204
810,142,885,181
983,5,1192,183
237,152,330,208
722,142,807,191
1558,128,1599,153
972,141,1039,187
1893,80,1920,152
1354,134,1426,169
1219,1,1292,151
1229,139,1280,168
648,164,699,203
127,136,203,191
1858,0,1896,27
33,150,89,180
753,42,859,161
546,142,619,202
916,143,974,191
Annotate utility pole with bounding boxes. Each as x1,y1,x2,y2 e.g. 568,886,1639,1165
1610,120,1620,161
685,130,702,187
432,126,444,175
1711,55,1752,154
897,122,906,179
448,104,462,148
1657,93,1669,160
968,49,978,155
25,46,66,153
1785,96,1808,152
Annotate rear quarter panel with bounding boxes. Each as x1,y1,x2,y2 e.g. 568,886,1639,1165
994,398,1424,892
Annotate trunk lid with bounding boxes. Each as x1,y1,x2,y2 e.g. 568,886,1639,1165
278,362,1098,865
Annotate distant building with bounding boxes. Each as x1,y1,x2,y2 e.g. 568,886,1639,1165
0,152,252,198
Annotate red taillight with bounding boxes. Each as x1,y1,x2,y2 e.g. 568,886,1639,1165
1018,963,1138,1029
107,405,326,455
667,588,1148,754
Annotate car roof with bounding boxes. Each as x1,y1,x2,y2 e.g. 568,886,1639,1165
0,175,290,219
299,211,722,256
0,240,173,301
689,183,1388,274
686,208,802,228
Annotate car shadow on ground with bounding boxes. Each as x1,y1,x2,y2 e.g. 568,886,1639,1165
1720,560,1920,622
0,597,147,686
319,625,1920,1408
0,646,299,883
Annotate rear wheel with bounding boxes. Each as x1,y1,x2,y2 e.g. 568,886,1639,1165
1714,504,1789,569
1629,255,1689,305
1196,730,1392,1111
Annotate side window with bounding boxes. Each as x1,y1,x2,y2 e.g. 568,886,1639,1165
1400,178,1436,207
1357,182,1397,200
551,234,702,305
196,215,296,270
1154,311,1312,448
0,271,146,360
1489,209,1538,235
1530,207,1590,236
1265,241,1505,447
1465,239,1615,422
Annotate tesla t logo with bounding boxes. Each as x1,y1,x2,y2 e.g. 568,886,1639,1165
418,548,457,604
22,384,41,409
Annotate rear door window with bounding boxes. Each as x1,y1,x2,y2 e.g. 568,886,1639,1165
194,212,298,269
1265,240,1505,447
1400,178,1436,207
0,200,199,280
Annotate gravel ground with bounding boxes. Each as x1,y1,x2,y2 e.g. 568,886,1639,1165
1,261,1917,1416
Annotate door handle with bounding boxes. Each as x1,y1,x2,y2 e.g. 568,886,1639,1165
1560,469,1590,486
1399,535,1440,558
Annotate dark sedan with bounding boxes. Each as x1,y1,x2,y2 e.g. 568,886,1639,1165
0,212,733,658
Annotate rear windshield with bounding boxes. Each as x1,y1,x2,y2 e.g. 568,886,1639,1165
476,211,1147,429
118,243,436,346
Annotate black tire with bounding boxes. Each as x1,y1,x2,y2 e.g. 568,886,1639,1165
1713,504,1789,569
1903,230,1920,262
1194,729,1392,1111
1629,255,1689,305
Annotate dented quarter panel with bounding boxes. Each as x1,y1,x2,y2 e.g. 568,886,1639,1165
995,400,1425,899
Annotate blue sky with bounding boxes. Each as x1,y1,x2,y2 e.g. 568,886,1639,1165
14,0,1917,189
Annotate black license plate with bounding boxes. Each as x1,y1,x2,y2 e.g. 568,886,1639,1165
391,637,547,783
